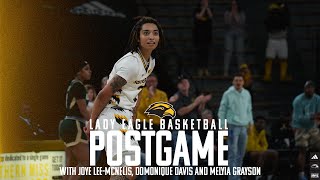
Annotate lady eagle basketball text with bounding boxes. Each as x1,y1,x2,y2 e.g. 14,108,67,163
89,118,228,167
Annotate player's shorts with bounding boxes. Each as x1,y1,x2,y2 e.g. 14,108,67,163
266,38,288,59
295,128,320,150
59,117,88,147
96,106,139,167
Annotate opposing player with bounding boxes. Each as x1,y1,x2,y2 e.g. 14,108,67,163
85,17,164,180
59,61,92,180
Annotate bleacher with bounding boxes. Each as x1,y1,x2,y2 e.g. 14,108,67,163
136,0,320,121
136,0,320,179
137,0,320,80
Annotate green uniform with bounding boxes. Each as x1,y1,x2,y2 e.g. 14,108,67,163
59,79,88,147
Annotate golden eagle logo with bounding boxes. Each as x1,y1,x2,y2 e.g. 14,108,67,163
144,102,176,119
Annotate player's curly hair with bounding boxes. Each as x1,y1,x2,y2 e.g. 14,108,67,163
126,16,164,57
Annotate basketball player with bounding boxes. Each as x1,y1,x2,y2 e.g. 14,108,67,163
85,17,164,180
59,61,92,180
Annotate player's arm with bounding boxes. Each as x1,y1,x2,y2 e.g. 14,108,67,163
77,99,90,120
132,91,142,121
89,75,127,129
73,82,90,120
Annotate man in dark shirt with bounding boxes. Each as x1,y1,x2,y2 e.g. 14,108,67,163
170,75,210,180
18,103,45,140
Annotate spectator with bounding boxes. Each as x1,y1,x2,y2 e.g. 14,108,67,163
200,109,218,165
201,109,214,128
193,0,213,77
271,116,295,149
169,77,211,105
101,76,108,89
292,81,320,180
246,116,278,180
224,0,246,77
170,75,210,180
85,84,97,113
136,73,168,167
263,2,291,82
218,73,253,180
18,102,45,140
169,93,179,103
137,73,168,125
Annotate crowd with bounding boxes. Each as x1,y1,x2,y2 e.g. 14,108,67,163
193,0,291,82
48,67,318,180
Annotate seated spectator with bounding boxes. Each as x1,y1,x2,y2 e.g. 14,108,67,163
271,115,294,149
18,102,45,140
200,109,218,162
246,116,278,180
136,73,168,151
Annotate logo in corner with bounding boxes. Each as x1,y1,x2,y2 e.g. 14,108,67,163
144,102,176,119
311,173,319,179
311,153,319,160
